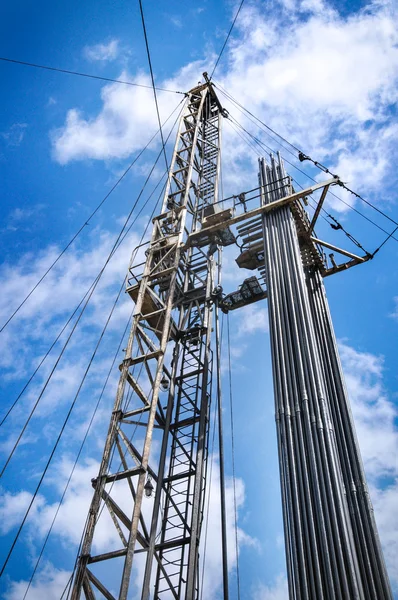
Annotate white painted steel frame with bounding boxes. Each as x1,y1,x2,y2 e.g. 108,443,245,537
71,83,224,600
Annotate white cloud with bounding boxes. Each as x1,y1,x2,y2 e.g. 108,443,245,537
339,341,398,590
237,303,269,336
237,7,397,119
219,1,398,206
200,460,259,598
370,481,398,586
339,341,398,480
9,207,37,222
1,123,27,147
1,453,257,600
3,204,46,233
35,457,118,551
0,223,145,461
51,72,182,164
0,226,136,348
83,39,120,62
51,0,398,213
0,456,122,557
254,574,288,600
170,15,182,28
0,489,45,535
390,296,398,320
3,562,71,600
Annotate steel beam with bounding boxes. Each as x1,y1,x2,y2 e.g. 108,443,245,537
186,177,339,247
71,82,226,600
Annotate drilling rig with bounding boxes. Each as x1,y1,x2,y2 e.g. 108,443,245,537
70,78,392,600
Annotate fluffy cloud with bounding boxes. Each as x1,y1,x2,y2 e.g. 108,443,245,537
237,303,269,336
371,482,398,586
1,204,45,234
51,75,182,164
200,461,259,598
0,227,138,373
83,39,120,62
219,0,398,206
254,574,288,600
1,455,256,600
51,0,398,211
0,489,45,535
3,563,71,600
339,341,398,480
1,123,27,147
225,2,398,120
0,220,149,471
169,16,182,28
340,341,398,590
27,457,119,551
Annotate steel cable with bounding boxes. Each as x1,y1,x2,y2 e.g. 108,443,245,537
200,307,228,599
0,101,185,428
209,1,246,80
227,114,398,247
226,314,241,600
0,98,184,335
0,56,184,93
21,310,133,599
217,85,398,238
225,116,329,226
214,81,301,154
2,167,168,578
138,0,169,174
0,273,127,577
63,179,166,597
200,374,219,600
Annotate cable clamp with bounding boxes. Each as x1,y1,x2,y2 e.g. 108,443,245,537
211,285,224,303
330,223,342,231
298,151,309,162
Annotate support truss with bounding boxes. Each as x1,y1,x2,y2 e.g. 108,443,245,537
71,81,224,600
70,74,393,600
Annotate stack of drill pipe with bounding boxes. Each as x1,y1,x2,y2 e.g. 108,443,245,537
307,269,393,599
259,154,392,599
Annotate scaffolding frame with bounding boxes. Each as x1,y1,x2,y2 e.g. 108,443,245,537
71,81,225,600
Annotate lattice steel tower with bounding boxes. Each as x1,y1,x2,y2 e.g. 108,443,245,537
71,78,392,599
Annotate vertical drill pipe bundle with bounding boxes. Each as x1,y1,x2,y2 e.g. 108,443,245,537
307,270,392,598
259,155,392,599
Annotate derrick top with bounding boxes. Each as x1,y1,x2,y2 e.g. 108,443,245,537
187,72,228,118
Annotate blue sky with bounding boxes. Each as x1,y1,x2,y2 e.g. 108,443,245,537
0,0,397,598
